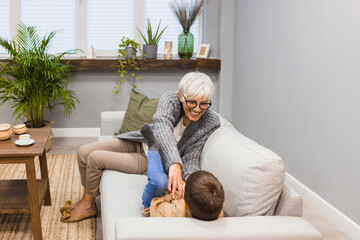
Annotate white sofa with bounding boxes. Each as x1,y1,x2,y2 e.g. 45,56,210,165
99,111,322,240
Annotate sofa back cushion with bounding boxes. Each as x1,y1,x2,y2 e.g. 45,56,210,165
200,116,285,217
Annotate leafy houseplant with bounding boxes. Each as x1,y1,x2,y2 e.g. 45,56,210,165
0,22,80,128
170,0,204,59
137,18,167,59
118,36,142,59
114,37,142,93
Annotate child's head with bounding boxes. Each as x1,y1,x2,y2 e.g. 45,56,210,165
184,170,225,221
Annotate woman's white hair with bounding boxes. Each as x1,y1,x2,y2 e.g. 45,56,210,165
178,72,215,101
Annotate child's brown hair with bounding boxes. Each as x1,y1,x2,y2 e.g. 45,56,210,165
184,170,225,220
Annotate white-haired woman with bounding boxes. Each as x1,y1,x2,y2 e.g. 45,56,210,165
61,72,220,223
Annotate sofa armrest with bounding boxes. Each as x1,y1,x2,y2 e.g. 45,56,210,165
275,185,303,217
115,216,322,240
101,111,125,136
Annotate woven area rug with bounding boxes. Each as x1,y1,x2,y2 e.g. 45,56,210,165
0,154,95,240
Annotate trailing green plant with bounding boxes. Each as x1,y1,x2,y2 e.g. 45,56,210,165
137,18,168,45
114,37,143,93
170,0,204,33
118,36,142,57
0,22,80,128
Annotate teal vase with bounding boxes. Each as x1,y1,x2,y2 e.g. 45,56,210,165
178,31,194,59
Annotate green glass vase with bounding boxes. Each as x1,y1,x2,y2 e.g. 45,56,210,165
178,31,194,59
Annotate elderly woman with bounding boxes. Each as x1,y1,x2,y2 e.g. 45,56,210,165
61,72,220,223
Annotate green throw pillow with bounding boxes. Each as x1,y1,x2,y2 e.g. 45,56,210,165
117,89,159,134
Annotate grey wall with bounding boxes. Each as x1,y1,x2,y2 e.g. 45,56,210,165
232,0,360,224
204,0,221,58
218,0,235,121
0,71,219,127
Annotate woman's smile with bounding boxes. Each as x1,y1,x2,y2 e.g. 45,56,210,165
190,110,201,117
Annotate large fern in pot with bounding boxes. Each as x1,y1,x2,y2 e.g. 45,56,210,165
0,22,80,128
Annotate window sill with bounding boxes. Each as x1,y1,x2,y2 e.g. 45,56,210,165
64,57,221,71
0,57,221,71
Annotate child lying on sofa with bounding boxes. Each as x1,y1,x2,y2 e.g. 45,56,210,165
141,124,224,220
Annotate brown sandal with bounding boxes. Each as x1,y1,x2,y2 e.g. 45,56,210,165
61,205,98,223
60,200,72,214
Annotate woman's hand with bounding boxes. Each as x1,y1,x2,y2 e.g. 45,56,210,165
168,163,185,199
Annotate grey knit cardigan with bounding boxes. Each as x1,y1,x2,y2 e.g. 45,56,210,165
116,91,221,178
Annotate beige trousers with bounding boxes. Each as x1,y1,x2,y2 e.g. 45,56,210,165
77,138,147,196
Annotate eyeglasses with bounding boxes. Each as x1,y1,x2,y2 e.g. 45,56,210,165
181,92,212,110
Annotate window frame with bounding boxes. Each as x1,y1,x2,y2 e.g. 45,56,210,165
2,0,203,58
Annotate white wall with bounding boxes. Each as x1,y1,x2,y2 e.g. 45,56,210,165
232,0,360,225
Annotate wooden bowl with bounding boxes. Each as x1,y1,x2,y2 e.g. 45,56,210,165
14,123,27,135
0,123,12,140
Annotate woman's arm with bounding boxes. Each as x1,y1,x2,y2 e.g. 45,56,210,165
152,91,183,171
152,92,185,199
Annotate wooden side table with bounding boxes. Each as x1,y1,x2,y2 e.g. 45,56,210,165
0,128,51,240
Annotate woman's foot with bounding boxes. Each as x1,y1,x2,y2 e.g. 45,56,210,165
60,197,84,213
61,200,97,223
69,198,83,209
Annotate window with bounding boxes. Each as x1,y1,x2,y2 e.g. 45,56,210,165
0,0,10,54
144,0,200,54
20,0,76,54
0,0,202,56
87,0,133,50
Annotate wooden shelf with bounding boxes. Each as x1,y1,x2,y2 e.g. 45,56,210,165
0,58,221,71
0,179,48,213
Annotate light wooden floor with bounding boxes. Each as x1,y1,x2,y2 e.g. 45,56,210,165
49,137,352,240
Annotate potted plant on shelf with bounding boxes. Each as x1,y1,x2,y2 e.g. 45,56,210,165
0,22,80,151
170,0,204,59
114,37,142,93
137,18,167,59
119,36,142,59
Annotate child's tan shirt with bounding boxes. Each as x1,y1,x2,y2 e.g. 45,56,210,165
143,192,191,217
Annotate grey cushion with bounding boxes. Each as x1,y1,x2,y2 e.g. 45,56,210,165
201,116,285,216
115,216,322,240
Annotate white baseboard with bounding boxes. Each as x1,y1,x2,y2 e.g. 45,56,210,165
285,172,360,239
52,128,100,137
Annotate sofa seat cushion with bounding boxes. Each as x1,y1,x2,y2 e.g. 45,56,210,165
115,216,322,240
201,117,285,217
100,170,147,240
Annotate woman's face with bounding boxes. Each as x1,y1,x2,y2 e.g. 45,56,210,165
178,91,209,122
